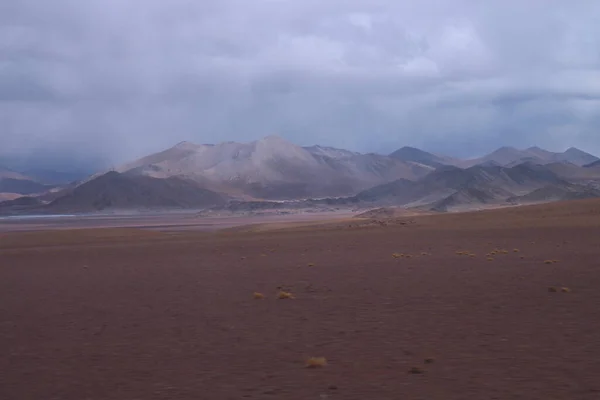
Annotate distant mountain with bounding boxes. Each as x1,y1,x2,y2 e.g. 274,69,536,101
506,184,600,204
349,162,573,211
464,146,599,167
0,166,62,196
47,171,227,212
465,146,530,167
584,160,600,168
105,136,433,200
20,169,89,185
0,177,52,195
4,138,600,213
388,146,462,168
429,187,500,212
0,165,30,180
0,196,44,214
558,147,599,166
544,162,600,181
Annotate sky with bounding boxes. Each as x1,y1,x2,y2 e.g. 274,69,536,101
1,0,600,171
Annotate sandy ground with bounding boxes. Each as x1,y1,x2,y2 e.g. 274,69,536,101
2,199,600,399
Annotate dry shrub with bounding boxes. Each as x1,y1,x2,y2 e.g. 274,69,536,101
305,357,327,368
487,257,494,261
308,263,315,267
560,287,571,293
253,292,265,300
278,291,294,299
544,260,553,264
513,249,520,253
548,286,558,292
408,367,425,374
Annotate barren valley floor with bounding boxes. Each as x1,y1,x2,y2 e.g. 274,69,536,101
2,200,600,399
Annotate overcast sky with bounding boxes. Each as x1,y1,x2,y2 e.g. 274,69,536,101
1,0,600,170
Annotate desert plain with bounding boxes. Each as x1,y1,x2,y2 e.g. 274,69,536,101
2,200,600,399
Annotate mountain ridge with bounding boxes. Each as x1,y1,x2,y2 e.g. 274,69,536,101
2,137,600,213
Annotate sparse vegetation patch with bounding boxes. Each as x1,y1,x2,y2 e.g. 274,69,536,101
278,291,294,299
305,357,327,368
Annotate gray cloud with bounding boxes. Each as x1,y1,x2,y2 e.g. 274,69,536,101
1,0,600,169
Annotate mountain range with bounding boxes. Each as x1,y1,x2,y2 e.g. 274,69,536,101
2,136,600,214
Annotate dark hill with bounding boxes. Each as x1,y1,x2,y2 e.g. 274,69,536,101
47,171,227,212
584,160,600,168
352,162,571,210
389,146,460,168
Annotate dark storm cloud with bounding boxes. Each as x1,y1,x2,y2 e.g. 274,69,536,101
1,0,599,169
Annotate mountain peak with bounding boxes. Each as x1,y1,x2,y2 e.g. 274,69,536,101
389,146,457,168
564,147,585,154
558,147,599,165
490,146,519,154
173,141,200,150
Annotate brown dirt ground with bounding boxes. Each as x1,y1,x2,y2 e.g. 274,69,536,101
2,199,600,399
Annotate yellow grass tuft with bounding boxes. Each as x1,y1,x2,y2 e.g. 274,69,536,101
487,257,494,261
408,366,425,374
278,291,294,299
560,287,571,293
253,292,265,300
305,357,327,368
544,260,553,264
307,262,315,267
513,249,520,253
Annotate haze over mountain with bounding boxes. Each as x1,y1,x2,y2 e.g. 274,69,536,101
462,146,599,168
349,162,571,210
389,147,463,168
105,135,434,200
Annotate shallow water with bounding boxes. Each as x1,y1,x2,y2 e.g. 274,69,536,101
0,214,77,220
